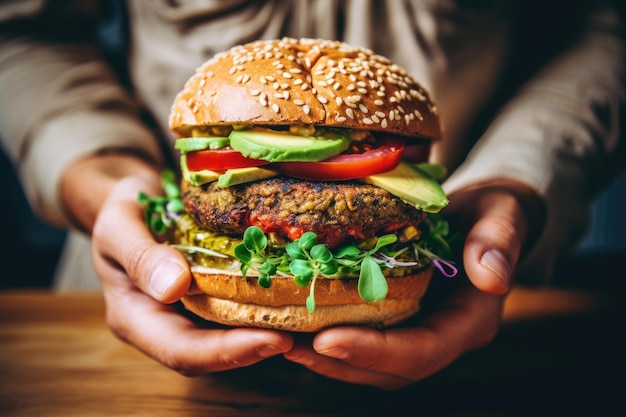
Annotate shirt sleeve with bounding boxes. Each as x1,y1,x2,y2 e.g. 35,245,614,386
0,2,165,229
443,4,626,282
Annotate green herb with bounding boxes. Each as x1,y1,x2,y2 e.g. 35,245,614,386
413,214,461,277
138,169,184,234
233,227,398,312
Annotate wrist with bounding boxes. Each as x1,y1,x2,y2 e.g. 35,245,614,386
60,151,162,233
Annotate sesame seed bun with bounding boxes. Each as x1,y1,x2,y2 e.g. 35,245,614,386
169,37,442,141
181,266,433,332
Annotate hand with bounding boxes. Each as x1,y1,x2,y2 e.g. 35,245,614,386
283,181,544,389
62,154,293,375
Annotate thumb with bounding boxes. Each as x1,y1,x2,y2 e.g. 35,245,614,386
92,175,192,303
462,191,528,295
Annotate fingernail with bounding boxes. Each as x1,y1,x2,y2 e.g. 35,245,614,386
480,249,511,286
149,261,185,298
318,346,349,360
257,345,282,358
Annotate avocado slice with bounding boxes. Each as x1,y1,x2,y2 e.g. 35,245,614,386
362,161,449,213
180,154,220,186
175,136,230,153
218,166,279,188
228,128,350,162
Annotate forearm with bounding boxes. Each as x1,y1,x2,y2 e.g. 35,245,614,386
444,4,625,280
0,36,165,229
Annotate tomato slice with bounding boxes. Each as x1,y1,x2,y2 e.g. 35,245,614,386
275,136,405,181
185,147,270,171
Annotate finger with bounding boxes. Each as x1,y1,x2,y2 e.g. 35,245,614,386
97,257,293,375
462,191,527,295
284,343,410,390
290,288,502,388
92,176,192,303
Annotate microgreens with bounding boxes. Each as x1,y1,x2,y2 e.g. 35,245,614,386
138,169,184,234
234,227,401,312
413,214,460,278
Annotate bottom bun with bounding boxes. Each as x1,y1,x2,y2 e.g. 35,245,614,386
181,266,433,332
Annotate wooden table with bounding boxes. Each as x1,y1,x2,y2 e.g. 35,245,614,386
1,288,625,416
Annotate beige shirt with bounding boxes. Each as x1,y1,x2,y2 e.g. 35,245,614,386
1,0,624,289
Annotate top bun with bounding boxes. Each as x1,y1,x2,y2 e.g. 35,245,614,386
169,38,441,140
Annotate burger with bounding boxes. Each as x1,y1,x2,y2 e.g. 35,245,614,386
155,38,454,332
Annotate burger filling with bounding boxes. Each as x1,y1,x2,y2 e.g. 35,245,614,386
141,124,457,312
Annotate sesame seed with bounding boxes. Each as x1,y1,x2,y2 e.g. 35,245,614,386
250,89,260,96
381,119,388,128
335,96,343,106
359,103,369,114
294,99,304,105
358,88,368,94
346,108,355,119
374,99,384,106
333,82,341,90
294,79,303,85
318,96,328,104
272,103,280,113
372,115,380,123
303,104,310,114
363,118,373,125
336,116,347,123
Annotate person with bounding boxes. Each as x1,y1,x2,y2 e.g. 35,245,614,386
0,0,624,390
